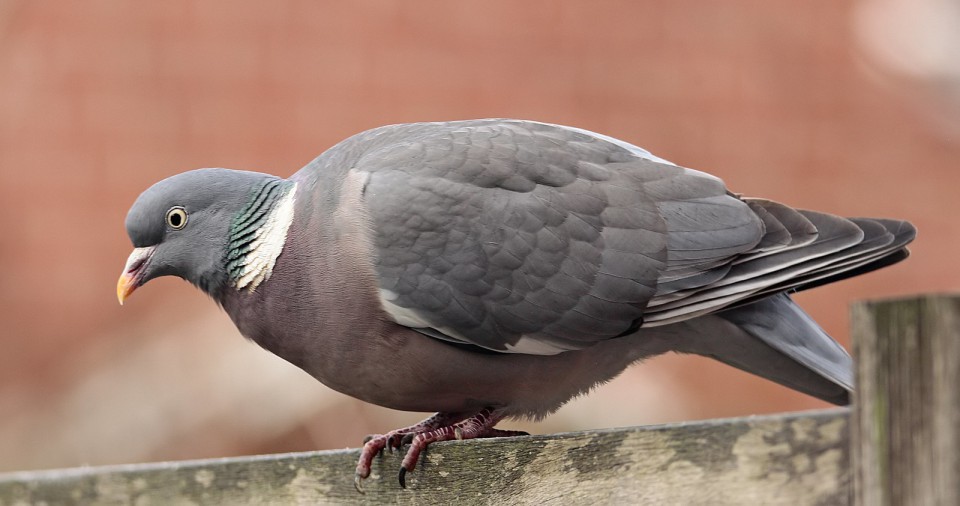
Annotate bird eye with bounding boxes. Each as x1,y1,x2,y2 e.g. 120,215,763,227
166,207,188,230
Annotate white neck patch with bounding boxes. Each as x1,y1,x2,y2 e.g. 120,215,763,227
233,183,297,291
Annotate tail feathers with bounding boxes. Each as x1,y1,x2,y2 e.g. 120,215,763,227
670,293,852,405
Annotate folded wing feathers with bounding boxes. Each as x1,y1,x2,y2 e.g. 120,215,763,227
770,218,913,295
744,199,793,252
738,218,913,302
643,203,915,327
732,199,818,262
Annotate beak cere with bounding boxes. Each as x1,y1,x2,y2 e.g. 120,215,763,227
117,246,155,305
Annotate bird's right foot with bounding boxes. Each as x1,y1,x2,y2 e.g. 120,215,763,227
354,411,468,493
353,408,526,493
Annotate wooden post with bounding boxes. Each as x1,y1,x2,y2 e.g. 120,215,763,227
852,294,960,506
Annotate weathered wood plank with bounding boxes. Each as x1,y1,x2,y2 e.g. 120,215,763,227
852,294,960,506
0,409,849,505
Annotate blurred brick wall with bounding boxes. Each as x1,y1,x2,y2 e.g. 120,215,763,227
0,1,956,471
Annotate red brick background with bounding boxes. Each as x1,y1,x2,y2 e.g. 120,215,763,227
0,1,956,471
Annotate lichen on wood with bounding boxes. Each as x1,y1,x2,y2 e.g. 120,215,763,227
0,409,849,505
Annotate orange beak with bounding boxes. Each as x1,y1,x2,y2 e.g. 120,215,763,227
117,247,155,305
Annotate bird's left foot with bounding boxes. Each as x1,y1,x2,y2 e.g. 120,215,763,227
353,407,527,492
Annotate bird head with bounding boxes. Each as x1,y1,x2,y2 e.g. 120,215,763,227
117,168,285,303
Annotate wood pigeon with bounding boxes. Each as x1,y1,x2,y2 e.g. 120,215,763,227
117,119,915,491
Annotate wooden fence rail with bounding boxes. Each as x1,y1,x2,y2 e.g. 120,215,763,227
0,294,955,505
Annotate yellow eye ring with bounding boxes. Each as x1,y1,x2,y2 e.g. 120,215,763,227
166,207,188,230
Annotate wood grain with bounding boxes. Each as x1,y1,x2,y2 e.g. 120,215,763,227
0,409,849,505
852,294,960,506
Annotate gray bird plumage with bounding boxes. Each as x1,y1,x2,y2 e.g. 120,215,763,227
119,119,915,490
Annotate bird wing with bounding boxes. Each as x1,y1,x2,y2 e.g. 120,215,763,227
351,120,768,354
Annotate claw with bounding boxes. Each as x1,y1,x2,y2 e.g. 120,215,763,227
362,435,373,444
354,408,515,493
